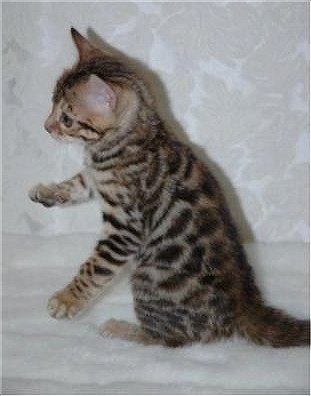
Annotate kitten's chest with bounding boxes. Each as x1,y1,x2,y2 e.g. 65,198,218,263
86,166,137,210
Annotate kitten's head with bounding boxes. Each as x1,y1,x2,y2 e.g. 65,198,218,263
45,28,152,144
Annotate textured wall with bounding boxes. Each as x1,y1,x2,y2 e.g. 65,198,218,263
3,1,309,242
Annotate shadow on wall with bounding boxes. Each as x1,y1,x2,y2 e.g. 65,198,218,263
88,27,255,243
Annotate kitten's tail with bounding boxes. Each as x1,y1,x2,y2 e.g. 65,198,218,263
236,303,310,347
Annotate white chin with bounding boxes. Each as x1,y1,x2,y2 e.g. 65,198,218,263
50,133,76,143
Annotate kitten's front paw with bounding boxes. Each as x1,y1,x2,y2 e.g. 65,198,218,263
29,183,70,207
47,289,86,319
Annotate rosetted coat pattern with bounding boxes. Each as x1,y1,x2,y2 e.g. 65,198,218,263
29,29,310,348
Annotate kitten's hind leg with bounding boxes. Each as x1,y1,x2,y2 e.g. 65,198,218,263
100,319,188,347
100,319,159,345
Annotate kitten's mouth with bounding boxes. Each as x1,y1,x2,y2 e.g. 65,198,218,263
51,132,65,140
47,130,64,140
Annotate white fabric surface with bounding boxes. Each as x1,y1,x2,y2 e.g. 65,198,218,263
3,234,309,394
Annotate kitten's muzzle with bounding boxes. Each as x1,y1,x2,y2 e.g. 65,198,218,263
44,120,61,135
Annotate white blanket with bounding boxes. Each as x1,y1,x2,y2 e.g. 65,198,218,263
3,234,309,394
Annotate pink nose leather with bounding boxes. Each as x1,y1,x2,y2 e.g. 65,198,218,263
45,120,60,134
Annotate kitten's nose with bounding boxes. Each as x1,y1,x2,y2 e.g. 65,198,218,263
44,119,53,134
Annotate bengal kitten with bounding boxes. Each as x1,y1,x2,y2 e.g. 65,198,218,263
29,28,309,348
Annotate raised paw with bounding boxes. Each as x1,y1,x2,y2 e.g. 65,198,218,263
29,183,70,207
47,289,86,319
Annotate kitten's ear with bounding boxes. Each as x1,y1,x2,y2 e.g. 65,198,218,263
71,27,104,62
80,74,116,115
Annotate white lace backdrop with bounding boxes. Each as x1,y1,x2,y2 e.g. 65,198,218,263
3,1,309,242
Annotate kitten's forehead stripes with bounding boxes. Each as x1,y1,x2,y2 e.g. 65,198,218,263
53,59,149,106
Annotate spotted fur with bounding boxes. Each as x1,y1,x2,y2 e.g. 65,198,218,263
29,28,309,347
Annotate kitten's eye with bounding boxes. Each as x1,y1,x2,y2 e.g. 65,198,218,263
60,112,73,128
